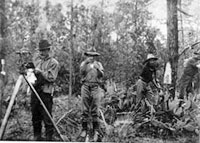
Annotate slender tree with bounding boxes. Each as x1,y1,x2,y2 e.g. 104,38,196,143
69,0,74,96
167,0,179,98
179,0,184,48
0,0,6,122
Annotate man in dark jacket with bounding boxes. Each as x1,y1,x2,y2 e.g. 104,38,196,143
78,51,104,142
31,39,59,141
135,54,160,113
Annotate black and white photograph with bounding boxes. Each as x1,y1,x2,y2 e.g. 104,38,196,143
0,0,200,142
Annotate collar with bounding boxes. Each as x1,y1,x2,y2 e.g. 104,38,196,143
39,55,51,61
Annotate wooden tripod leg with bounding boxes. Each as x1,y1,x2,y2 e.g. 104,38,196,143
23,75,68,142
0,75,23,139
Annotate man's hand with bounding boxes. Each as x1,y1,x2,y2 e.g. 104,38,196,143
100,82,107,92
196,63,200,69
150,105,155,115
34,68,42,75
157,84,162,90
25,62,35,69
93,62,99,69
19,66,27,75
85,57,93,63
94,61,103,71
145,98,155,114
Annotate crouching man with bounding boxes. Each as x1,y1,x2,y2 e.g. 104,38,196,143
135,54,161,114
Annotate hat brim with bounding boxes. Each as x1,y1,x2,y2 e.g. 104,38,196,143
84,52,100,57
143,57,158,65
39,47,50,51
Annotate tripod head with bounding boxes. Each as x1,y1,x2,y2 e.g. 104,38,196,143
16,47,34,74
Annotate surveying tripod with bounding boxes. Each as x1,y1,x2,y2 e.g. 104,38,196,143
0,49,68,141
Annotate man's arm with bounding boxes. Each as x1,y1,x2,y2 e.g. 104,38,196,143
196,63,200,69
94,61,104,78
80,61,87,76
80,57,93,76
36,59,59,83
152,70,161,89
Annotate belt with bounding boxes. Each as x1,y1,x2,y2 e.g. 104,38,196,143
83,81,99,84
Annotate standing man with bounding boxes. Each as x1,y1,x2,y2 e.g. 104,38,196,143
178,52,200,104
78,51,104,142
31,39,59,141
135,54,160,113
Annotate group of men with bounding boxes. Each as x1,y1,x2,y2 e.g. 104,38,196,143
19,39,104,141
19,38,200,141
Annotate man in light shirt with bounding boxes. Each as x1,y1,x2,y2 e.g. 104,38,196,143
178,52,200,105
78,51,104,142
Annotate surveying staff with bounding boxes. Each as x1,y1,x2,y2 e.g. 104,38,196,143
78,51,104,142
178,52,200,105
135,54,160,113
31,39,59,141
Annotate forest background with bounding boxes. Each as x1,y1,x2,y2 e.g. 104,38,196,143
1,0,200,142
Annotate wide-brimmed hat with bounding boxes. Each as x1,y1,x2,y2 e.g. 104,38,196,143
143,53,158,65
39,40,51,51
84,51,100,57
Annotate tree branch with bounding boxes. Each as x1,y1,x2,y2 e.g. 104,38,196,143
177,7,192,17
179,41,200,58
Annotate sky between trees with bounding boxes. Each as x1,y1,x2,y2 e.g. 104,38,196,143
30,0,200,43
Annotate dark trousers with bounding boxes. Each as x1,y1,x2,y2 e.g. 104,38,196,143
136,79,156,105
31,90,53,140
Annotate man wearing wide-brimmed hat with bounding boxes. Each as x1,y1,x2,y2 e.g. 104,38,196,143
78,51,104,142
178,51,200,105
135,53,160,113
30,39,59,141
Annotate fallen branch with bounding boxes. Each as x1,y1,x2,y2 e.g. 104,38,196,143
56,109,74,125
151,118,175,131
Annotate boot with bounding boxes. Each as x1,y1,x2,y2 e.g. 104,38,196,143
93,130,99,142
33,127,42,141
77,122,87,142
46,128,54,141
46,134,53,141
33,133,42,141
92,122,100,142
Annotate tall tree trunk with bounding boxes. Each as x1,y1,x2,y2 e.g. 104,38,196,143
178,0,184,48
0,0,6,122
167,0,179,99
69,0,74,96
